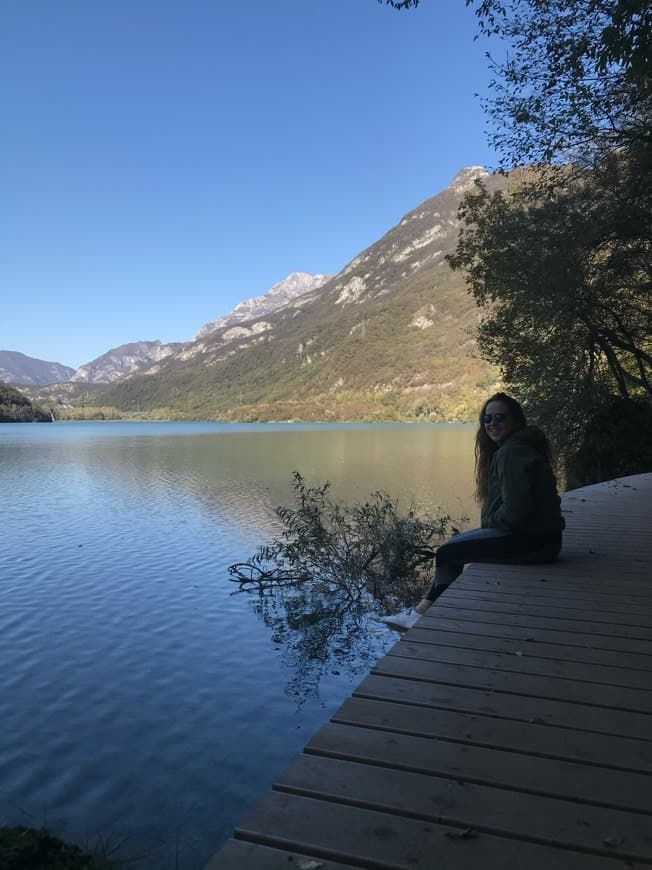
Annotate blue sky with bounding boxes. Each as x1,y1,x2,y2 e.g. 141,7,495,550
2,0,497,369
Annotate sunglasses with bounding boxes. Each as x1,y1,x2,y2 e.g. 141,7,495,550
482,413,508,424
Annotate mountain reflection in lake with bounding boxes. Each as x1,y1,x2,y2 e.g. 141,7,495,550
0,422,476,869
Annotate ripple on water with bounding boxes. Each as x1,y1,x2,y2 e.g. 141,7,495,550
0,423,475,868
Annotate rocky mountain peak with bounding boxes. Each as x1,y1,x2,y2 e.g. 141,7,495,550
449,165,489,195
0,350,75,386
71,340,182,383
325,167,492,310
193,271,332,340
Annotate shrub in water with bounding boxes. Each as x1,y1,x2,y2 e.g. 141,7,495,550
229,471,463,613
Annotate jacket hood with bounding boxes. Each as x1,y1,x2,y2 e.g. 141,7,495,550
504,425,551,456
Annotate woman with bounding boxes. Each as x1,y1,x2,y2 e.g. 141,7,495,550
414,392,565,615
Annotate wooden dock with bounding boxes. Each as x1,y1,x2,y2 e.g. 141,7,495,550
206,473,652,869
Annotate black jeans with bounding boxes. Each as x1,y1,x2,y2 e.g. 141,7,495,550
425,526,562,601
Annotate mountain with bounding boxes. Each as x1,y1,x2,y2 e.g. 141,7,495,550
0,381,51,422
0,350,75,385
71,340,183,383
95,166,506,422
15,276,330,389
194,272,332,339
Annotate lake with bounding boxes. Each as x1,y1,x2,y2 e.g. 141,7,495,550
0,421,478,869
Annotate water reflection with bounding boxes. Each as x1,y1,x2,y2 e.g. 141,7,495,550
8,420,478,544
3,421,477,704
247,587,388,705
227,465,467,703
0,422,478,868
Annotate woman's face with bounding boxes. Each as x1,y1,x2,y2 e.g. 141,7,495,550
483,400,518,445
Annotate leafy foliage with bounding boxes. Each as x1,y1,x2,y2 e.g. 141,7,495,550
0,826,117,870
449,146,652,464
379,0,420,8
468,0,651,168
230,472,463,701
0,381,51,423
566,397,652,488
230,472,459,610
443,0,652,477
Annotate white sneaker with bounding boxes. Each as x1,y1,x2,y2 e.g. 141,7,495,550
378,609,419,630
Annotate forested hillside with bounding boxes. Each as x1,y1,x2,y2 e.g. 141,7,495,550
0,382,51,422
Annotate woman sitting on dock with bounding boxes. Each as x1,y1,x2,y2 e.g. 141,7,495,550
414,392,565,616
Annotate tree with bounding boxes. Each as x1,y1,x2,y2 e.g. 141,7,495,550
229,471,457,605
447,0,651,477
229,472,464,697
0,381,51,423
380,0,651,477
468,0,651,168
381,0,650,171
380,1,420,8
449,145,652,464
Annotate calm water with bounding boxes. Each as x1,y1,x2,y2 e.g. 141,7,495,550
0,422,477,868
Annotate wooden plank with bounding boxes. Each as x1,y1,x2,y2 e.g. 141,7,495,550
404,626,652,672
235,791,647,870
389,638,652,690
461,554,651,574
462,559,651,577
563,524,651,532
564,495,649,509
419,605,652,641
451,583,652,608
564,515,651,525
275,755,652,862
333,695,652,772
357,671,652,741
432,597,652,629
556,542,648,552
204,839,353,869
446,587,652,614
564,509,650,517
452,588,652,606
556,558,652,566
565,507,649,515
306,721,652,813
559,548,652,559
565,498,650,506
546,531,648,539
565,527,651,535
457,568,652,587
561,541,651,549
564,500,648,513
460,566,652,580
564,525,651,532
409,614,652,656
562,526,650,532
456,584,652,607
205,475,652,870
453,577,652,593
560,539,647,550
373,653,652,716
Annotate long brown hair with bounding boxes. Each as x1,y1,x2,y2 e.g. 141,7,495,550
474,392,527,503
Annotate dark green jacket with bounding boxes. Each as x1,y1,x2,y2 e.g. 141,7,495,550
481,427,565,532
